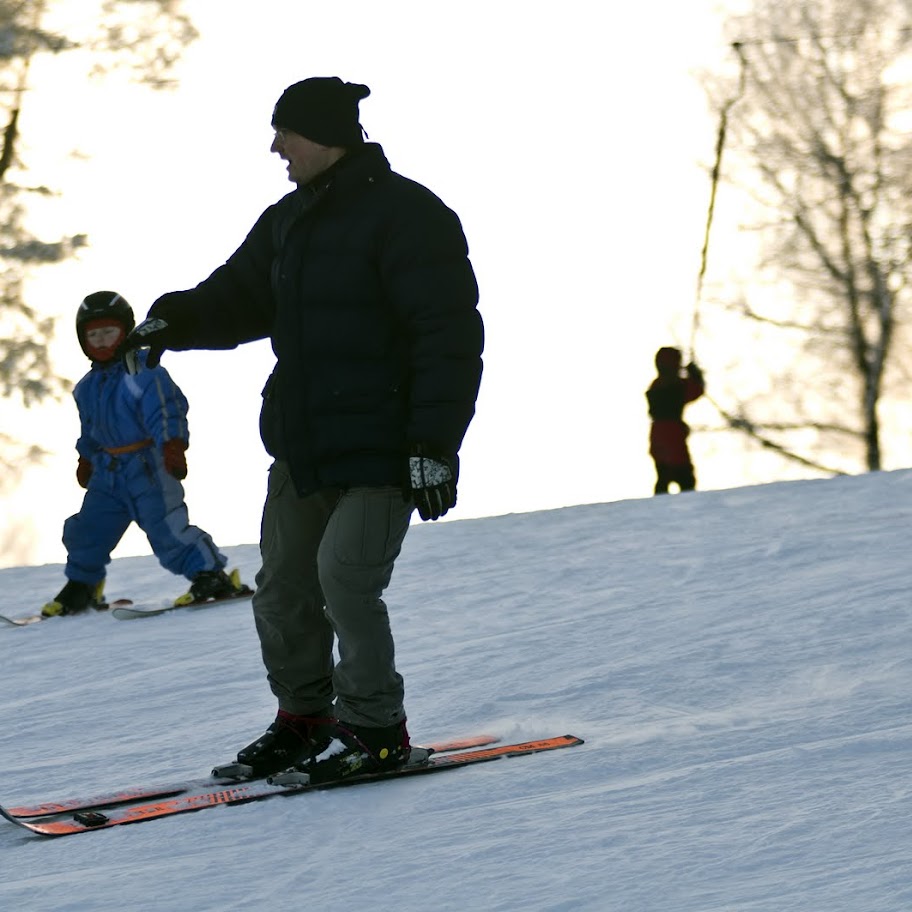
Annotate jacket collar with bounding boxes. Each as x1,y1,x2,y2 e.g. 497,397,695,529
294,142,391,208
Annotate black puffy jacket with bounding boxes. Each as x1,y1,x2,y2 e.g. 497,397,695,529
149,144,483,496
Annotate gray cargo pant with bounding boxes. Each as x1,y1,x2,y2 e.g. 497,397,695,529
251,461,413,728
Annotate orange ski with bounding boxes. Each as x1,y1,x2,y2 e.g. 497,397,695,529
2,734,583,837
6,733,500,819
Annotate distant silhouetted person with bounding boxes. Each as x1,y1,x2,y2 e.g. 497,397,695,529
646,347,704,495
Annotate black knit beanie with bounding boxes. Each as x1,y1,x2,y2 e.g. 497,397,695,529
272,77,370,147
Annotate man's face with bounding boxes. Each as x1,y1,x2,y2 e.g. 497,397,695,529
271,128,343,185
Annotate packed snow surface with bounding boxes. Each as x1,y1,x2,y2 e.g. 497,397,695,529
2,470,911,911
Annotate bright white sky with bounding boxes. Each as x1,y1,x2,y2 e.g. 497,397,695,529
0,0,763,568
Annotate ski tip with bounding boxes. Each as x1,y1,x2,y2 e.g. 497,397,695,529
0,615,45,627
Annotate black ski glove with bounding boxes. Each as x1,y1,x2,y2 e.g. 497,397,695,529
408,445,457,521
120,317,174,373
120,293,198,373
686,362,704,383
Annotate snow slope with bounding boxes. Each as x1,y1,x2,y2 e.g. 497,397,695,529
2,471,911,911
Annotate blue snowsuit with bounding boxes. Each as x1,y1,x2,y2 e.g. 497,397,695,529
63,351,226,584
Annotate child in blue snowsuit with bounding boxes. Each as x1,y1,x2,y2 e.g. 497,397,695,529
42,291,249,617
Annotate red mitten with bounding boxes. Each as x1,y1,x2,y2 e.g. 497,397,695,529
76,456,93,489
162,439,188,480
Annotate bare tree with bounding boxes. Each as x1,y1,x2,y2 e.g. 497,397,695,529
0,0,197,480
698,0,912,474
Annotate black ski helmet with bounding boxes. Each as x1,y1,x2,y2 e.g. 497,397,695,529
76,291,135,357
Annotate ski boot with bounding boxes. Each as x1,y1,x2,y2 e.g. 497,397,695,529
41,579,106,617
174,567,251,606
269,719,412,786
212,709,335,779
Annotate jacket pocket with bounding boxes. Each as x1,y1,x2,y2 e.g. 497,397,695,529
259,370,284,458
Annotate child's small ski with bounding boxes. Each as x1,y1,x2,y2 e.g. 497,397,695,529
110,589,253,620
0,600,129,628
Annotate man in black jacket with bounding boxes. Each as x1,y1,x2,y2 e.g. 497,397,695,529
122,77,483,784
